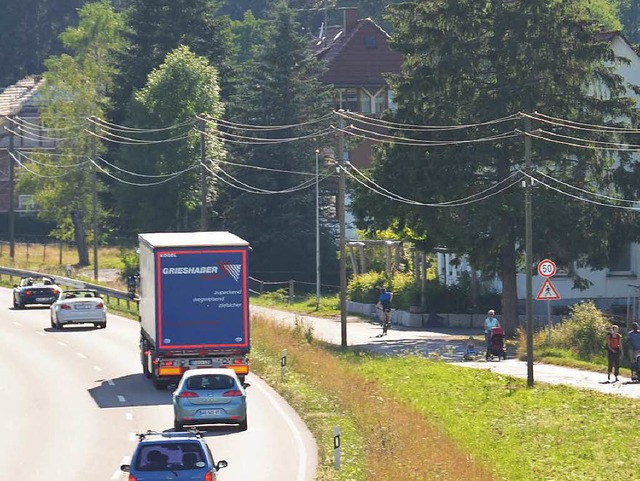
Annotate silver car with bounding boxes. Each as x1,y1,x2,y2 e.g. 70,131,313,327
50,289,107,329
173,368,247,431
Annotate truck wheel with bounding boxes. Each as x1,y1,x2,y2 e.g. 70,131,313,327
239,418,248,432
152,377,166,390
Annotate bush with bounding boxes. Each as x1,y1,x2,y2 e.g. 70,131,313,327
348,271,388,304
119,248,139,280
524,301,612,362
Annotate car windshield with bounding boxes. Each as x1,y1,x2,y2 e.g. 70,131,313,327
63,291,95,299
186,374,235,390
135,443,205,471
21,277,53,286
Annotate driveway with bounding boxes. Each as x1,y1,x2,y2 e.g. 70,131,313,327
252,306,640,400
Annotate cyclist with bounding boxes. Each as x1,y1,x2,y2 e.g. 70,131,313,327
377,287,393,335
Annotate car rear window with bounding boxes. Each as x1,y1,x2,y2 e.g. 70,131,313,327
136,442,205,471
186,374,235,390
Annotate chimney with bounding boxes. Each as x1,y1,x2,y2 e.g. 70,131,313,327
343,7,358,35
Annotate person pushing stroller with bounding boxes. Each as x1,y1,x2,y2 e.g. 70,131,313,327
483,309,503,360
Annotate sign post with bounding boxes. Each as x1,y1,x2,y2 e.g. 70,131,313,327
536,260,560,343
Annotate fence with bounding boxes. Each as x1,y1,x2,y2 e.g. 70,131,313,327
249,276,340,304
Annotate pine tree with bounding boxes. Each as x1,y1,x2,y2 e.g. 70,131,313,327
216,1,337,283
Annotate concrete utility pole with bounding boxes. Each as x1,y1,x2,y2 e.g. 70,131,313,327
524,116,534,387
91,118,98,281
315,149,321,310
200,117,207,231
337,114,347,348
8,115,15,259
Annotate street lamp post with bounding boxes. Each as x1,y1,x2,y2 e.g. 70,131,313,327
315,149,321,310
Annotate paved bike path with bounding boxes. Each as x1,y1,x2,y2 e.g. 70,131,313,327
252,306,640,400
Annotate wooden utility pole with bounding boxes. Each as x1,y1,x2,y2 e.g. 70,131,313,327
91,118,98,281
524,116,534,387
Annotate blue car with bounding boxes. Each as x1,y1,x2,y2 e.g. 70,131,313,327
121,430,228,481
173,368,248,431
13,276,60,309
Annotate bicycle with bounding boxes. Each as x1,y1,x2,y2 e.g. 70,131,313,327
376,305,393,336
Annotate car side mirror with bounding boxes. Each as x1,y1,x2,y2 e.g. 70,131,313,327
120,464,130,472
216,460,228,470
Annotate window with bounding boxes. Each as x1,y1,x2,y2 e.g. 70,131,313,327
18,194,35,211
609,241,632,273
343,89,358,111
364,35,377,48
359,90,371,113
374,91,386,113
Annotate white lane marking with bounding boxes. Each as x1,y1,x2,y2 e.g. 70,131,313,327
251,378,307,481
35,331,45,336
76,352,87,359
93,365,102,372
117,395,126,403
111,456,130,479
57,341,67,347
125,412,133,421
107,379,115,386
12,322,22,327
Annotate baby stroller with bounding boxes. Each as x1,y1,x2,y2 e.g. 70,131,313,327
631,353,640,382
486,326,507,361
463,336,477,361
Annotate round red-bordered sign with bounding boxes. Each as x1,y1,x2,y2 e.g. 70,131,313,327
537,259,557,278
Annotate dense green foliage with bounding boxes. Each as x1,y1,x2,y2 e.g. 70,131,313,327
351,0,640,335
17,1,126,265
215,1,338,283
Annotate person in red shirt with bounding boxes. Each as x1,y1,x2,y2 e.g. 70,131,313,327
606,325,623,382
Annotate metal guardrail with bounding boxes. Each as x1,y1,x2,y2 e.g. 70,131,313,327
0,266,139,311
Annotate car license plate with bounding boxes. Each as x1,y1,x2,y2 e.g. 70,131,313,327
199,409,223,416
75,303,93,309
36,297,51,302
189,359,212,366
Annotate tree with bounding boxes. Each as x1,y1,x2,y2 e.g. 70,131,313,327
18,0,125,265
110,46,224,233
350,0,640,335
0,0,85,87
216,1,338,283
619,0,640,44
111,0,232,119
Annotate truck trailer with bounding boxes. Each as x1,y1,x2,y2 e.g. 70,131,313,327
137,231,250,389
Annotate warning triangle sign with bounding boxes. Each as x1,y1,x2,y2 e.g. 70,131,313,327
536,278,561,300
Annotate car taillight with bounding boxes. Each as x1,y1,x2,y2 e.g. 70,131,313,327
179,391,199,398
233,359,245,365
60,304,72,310
223,390,243,397
24,290,32,296
128,474,137,481
204,471,213,481
53,289,60,295
95,302,104,308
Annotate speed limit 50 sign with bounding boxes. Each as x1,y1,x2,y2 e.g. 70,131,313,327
537,259,557,278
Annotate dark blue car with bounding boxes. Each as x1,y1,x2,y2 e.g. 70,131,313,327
13,276,60,309
121,430,228,481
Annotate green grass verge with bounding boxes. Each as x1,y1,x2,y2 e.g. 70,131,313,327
339,351,640,481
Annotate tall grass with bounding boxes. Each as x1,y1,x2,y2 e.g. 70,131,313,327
252,313,640,481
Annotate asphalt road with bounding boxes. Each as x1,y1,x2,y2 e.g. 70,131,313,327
253,306,640,400
0,290,317,481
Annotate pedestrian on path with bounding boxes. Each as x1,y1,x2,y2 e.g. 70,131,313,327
628,322,640,361
483,309,500,354
606,324,623,382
